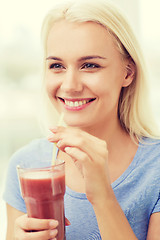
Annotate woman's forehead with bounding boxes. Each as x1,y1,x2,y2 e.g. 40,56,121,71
46,20,119,58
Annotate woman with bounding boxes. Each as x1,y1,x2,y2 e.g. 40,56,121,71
3,0,160,239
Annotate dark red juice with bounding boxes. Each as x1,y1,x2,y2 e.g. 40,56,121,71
20,168,65,240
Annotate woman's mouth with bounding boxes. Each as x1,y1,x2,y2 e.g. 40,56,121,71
57,97,96,110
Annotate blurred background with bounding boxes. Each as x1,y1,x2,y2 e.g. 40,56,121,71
0,0,160,239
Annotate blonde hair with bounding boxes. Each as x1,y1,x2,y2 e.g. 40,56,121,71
41,0,159,140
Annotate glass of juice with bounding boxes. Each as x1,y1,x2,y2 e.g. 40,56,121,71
17,159,65,240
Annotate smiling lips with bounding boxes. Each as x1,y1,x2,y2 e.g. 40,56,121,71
58,97,96,110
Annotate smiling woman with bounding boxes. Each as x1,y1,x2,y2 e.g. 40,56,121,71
45,19,133,130
3,0,160,240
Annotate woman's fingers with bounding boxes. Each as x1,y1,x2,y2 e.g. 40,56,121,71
21,228,58,240
48,126,108,179
15,214,59,240
65,217,71,226
65,146,90,165
49,127,108,159
16,215,58,231
49,127,110,204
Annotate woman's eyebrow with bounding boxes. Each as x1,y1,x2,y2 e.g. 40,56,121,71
78,55,107,61
46,56,62,61
46,55,107,61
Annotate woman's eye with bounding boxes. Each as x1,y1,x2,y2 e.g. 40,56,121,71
49,63,64,69
82,63,100,69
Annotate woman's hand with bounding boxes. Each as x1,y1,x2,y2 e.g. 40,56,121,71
48,126,112,205
14,214,59,240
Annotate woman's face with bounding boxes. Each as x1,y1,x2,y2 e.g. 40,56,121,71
45,20,133,129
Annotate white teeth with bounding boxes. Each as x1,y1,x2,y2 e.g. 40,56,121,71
64,100,89,107
70,102,74,107
74,101,78,107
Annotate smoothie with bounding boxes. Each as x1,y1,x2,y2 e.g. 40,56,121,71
19,164,65,240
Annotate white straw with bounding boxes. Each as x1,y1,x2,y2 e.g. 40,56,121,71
52,112,64,165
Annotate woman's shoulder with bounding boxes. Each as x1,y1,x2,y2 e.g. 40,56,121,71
137,137,160,169
140,137,160,154
13,137,52,156
8,138,53,168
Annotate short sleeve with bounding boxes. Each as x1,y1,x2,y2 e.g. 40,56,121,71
3,151,27,213
152,193,160,214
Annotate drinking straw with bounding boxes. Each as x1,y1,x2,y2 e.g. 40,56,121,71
52,112,64,165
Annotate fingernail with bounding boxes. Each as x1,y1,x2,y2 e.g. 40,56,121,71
49,127,58,132
47,134,53,140
50,229,58,237
65,147,71,153
49,220,59,228
56,140,61,147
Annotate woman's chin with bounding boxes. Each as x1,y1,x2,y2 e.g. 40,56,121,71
64,116,86,128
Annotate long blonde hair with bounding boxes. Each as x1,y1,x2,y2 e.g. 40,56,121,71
41,0,159,140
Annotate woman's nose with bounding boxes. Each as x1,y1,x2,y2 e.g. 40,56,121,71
60,69,83,93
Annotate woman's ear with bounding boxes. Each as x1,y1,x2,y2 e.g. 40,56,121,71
122,59,136,87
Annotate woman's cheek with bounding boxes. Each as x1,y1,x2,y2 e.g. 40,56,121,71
45,76,58,97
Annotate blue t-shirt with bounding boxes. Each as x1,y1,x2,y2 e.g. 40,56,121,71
3,137,160,240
